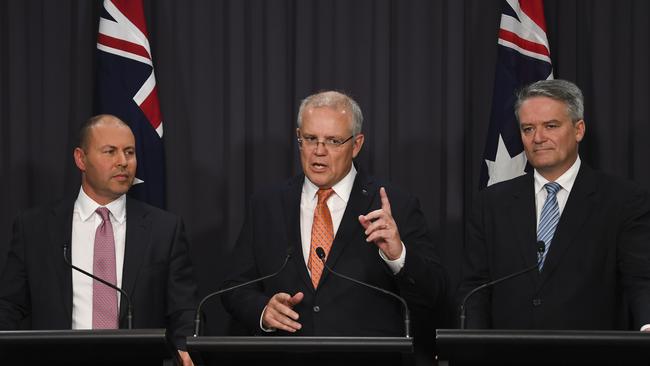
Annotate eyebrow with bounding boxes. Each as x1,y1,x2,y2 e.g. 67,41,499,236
521,119,562,125
99,144,135,150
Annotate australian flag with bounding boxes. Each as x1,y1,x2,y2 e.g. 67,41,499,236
480,0,553,188
96,0,165,208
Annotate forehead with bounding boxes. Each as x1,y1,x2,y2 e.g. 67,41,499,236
88,122,135,147
301,106,352,134
519,96,570,123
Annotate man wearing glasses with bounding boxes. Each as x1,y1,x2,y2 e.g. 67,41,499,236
222,91,446,345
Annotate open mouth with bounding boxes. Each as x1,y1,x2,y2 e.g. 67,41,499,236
312,162,328,171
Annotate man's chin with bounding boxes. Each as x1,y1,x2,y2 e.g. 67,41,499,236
304,174,332,189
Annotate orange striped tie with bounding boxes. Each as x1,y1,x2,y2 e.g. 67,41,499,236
308,188,335,289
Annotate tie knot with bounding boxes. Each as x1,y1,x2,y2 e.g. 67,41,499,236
317,188,335,204
96,207,111,222
544,182,562,196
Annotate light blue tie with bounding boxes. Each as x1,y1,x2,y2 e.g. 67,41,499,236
537,182,561,271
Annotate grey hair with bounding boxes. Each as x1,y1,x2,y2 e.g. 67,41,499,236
514,79,584,123
297,91,363,135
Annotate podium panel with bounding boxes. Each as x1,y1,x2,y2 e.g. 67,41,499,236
0,329,177,366
436,329,650,366
187,336,413,366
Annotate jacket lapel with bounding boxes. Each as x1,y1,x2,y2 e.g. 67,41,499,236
120,197,151,323
539,164,597,284
48,199,75,326
319,171,375,286
282,175,313,292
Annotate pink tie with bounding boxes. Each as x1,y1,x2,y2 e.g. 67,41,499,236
93,207,118,329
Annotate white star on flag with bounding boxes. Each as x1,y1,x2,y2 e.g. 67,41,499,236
485,134,527,186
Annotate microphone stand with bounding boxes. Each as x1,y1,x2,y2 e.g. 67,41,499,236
63,244,133,329
316,247,411,338
459,241,545,329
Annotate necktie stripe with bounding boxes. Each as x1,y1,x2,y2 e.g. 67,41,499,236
537,182,561,271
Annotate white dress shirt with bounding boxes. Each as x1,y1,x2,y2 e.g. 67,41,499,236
71,187,126,329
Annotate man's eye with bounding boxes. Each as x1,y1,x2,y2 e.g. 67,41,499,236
327,138,341,145
304,136,317,142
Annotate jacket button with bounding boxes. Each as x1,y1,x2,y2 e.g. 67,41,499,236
313,305,320,313
532,298,542,307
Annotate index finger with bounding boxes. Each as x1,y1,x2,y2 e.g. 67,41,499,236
380,187,392,215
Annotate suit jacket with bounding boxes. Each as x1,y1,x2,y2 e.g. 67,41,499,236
0,196,198,349
221,169,447,337
459,163,650,330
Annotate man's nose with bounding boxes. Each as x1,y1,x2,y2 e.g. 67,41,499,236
116,152,128,166
533,128,546,142
313,141,328,154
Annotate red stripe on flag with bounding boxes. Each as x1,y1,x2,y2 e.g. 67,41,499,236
98,33,151,60
109,0,149,38
140,86,163,130
519,0,548,32
498,29,550,57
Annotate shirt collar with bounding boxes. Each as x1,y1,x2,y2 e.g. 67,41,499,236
303,164,357,203
534,155,581,195
74,187,127,224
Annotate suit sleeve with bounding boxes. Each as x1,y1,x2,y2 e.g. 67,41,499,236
0,214,31,329
617,185,650,329
457,192,492,329
165,217,199,349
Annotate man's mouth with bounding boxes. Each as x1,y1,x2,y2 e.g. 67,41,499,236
312,162,328,170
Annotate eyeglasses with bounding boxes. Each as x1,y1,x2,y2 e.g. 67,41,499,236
297,135,354,149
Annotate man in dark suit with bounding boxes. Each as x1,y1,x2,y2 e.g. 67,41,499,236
222,91,446,342
0,115,198,365
459,79,650,330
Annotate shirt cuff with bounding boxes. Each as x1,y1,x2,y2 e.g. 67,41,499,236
378,241,406,274
640,324,650,331
259,305,276,332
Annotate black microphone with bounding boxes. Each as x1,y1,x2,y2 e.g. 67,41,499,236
315,247,411,338
193,246,294,336
459,240,546,329
62,243,133,329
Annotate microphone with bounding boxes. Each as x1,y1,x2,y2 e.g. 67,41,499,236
315,247,411,338
458,240,546,329
62,243,133,329
193,246,294,336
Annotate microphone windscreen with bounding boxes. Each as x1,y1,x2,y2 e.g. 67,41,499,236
315,247,326,260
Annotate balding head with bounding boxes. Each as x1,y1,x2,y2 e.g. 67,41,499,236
78,114,131,151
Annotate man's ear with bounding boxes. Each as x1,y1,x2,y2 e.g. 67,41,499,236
575,119,586,142
352,134,365,158
74,147,86,172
